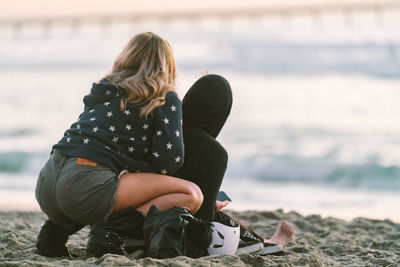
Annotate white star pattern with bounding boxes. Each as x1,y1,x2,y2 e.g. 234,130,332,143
64,90,183,175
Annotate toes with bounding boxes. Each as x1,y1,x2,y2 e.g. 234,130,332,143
280,221,288,231
282,221,294,232
282,222,291,233
290,234,296,242
283,221,292,230
289,229,296,242
280,221,296,241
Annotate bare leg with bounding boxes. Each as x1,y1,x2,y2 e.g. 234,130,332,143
135,193,198,215
113,172,203,216
265,221,296,246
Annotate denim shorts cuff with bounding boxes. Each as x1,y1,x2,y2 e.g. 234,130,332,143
118,169,129,179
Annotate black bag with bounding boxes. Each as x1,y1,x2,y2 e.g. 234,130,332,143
143,205,212,259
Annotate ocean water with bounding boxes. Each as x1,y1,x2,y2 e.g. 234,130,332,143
1,11,400,221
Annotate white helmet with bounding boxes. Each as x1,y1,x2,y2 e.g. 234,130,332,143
207,219,240,255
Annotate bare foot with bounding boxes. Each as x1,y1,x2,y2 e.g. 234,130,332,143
264,221,296,246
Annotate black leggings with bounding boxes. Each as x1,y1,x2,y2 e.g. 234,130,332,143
173,74,232,221
174,131,227,221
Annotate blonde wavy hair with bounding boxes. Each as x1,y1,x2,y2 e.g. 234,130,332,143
104,32,177,118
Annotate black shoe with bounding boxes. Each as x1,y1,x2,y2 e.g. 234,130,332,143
241,230,263,243
37,220,71,257
86,207,145,258
123,238,145,254
87,227,124,258
215,211,266,242
240,230,283,255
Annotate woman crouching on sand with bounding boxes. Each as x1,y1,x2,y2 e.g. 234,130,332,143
35,32,204,257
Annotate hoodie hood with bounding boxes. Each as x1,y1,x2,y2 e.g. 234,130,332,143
182,74,232,138
83,79,128,108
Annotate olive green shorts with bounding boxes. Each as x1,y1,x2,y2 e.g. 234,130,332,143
35,150,119,232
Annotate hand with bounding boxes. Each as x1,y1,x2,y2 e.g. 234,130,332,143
215,200,230,213
200,69,209,76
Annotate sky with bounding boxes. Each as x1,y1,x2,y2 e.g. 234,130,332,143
2,0,398,19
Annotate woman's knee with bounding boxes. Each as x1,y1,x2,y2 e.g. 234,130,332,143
186,182,203,213
199,74,230,89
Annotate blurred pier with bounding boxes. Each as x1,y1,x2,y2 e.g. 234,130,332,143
1,1,400,41
1,1,400,27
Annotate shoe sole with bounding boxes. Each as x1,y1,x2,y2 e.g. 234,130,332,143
252,244,283,255
235,242,264,255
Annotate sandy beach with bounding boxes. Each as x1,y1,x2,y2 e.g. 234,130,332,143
1,209,399,266
1,0,400,266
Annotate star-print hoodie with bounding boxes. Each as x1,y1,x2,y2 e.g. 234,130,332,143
53,79,184,175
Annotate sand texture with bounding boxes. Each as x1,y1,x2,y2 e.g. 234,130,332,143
1,209,399,266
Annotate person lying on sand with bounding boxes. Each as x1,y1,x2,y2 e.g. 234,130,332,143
216,202,296,255
171,73,296,255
